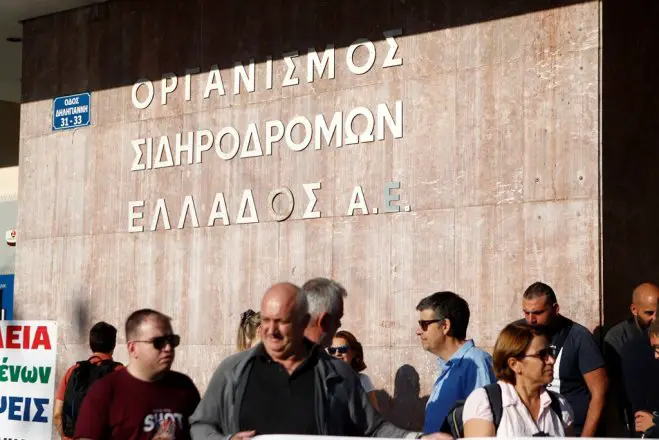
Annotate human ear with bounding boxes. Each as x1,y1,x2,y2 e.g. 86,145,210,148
319,312,333,333
442,318,452,336
508,357,522,375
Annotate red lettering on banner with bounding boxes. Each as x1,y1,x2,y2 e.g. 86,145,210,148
32,326,52,350
0,325,53,350
23,326,31,349
6,326,20,349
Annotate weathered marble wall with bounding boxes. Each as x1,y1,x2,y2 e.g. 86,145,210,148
16,0,600,430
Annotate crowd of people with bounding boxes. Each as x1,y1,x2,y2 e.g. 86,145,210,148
50,277,659,440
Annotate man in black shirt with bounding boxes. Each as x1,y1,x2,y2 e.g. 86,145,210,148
605,283,659,360
190,282,452,440
238,340,319,435
518,281,608,437
604,282,659,435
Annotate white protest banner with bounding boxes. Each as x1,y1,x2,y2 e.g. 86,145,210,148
0,321,57,439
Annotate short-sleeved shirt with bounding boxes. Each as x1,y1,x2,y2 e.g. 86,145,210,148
359,373,375,393
74,368,201,440
462,381,574,437
516,316,605,435
55,353,124,440
605,318,642,361
423,339,496,433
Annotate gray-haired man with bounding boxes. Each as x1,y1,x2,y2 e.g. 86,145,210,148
302,277,347,348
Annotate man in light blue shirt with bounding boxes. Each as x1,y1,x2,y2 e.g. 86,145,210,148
416,291,495,434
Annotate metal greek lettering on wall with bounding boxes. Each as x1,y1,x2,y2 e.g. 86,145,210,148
125,29,415,233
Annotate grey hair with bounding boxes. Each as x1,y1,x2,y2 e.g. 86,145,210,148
302,277,347,317
293,285,309,319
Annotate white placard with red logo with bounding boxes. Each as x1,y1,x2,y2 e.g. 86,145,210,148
0,321,58,439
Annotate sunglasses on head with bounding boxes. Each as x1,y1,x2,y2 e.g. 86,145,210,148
328,345,350,355
241,309,257,323
134,334,181,350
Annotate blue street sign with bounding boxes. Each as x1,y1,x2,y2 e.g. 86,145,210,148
52,92,91,131
0,274,14,320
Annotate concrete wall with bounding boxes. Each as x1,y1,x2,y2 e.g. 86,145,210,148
16,0,600,429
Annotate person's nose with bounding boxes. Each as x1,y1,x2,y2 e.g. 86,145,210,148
269,322,281,336
546,355,555,366
415,327,423,336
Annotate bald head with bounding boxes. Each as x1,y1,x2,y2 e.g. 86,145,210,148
260,282,310,359
261,282,308,322
631,282,659,329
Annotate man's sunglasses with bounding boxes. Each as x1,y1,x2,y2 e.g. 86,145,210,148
134,334,181,350
328,345,350,355
418,318,444,332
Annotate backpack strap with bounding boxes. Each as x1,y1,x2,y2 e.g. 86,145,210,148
547,390,564,424
484,383,504,429
73,360,93,379
550,319,573,358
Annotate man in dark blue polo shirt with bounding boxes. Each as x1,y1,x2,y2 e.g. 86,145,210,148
518,281,608,437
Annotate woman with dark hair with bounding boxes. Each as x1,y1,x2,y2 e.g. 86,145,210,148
236,309,261,352
463,322,574,437
329,330,380,411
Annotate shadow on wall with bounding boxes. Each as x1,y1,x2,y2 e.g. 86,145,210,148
601,0,659,329
20,0,590,103
376,364,428,431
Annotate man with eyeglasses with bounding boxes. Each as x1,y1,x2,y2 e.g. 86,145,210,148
415,291,495,434
190,282,452,440
74,309,200,440
519,281,608,437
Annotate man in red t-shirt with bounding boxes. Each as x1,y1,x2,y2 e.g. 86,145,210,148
54,321,124,440
74,309,200,440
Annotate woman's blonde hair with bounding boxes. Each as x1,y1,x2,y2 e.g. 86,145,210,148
493,322,547,385
236,309,261,351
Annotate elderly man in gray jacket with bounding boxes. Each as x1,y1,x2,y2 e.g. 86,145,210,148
190,282,450,440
